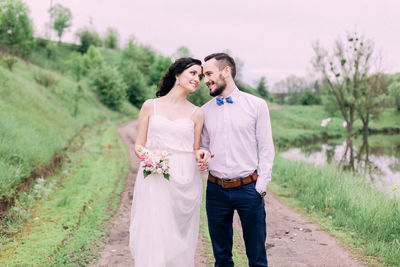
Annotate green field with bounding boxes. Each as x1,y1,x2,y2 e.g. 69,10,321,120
270,104,400,148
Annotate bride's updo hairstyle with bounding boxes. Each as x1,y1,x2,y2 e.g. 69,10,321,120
156,57,202,97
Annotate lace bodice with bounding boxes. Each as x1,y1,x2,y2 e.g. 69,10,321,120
145,100,196,153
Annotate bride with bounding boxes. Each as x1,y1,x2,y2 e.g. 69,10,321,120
129,58,208,266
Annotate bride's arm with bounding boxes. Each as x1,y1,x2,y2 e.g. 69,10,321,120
192,109,210,170
134,99,153,158
192,108,204,154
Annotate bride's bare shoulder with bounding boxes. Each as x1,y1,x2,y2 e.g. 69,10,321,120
192,107,204,123
139,99,155,115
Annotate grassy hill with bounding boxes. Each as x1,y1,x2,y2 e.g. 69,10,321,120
0,53,136,200
0,42,139,264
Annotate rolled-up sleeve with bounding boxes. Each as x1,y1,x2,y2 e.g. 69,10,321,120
255,100,275,192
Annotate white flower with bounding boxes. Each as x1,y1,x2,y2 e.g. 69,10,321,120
320,118,331,127
7,29,12,34
342,121,347,128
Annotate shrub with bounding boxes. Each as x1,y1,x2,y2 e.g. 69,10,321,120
119,60,150,107
76,28,102,53
45,42,58,59
69,52,84,81
187,84,212,106
299,90,322,105
34,71,58,87
82,45,104,75
388,82,400,111
89,65,127,110
1,54,18,70
103,28,119,49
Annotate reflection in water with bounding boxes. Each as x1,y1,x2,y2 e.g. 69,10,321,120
280,135,400,194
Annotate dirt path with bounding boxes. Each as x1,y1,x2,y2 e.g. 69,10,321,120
92,120,364,267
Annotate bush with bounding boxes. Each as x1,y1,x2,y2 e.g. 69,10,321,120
45,42,58,59
187,84,212,106
388,82,400,111
0,0,33,56
34,71,58,87
1,54,18,70
82,45,104,75
76,28,102,53
284,93,301,105
299,90,322,105
103,28,119,49
89,65,127,110
119,60,151,107
69,52,84,81
34,37,49,48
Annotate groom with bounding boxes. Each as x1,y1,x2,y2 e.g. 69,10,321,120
199,53,275,267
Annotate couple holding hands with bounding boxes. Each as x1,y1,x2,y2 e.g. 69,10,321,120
129,53,274,267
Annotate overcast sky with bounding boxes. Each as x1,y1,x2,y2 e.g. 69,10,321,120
25,0,400,87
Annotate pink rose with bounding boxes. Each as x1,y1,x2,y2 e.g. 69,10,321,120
139,154,147,161
146,160,153,167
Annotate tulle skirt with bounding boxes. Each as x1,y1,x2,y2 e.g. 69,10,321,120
129,151,203,267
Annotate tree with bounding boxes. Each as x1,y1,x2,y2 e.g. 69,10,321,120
103,28,119,49
388,82,400,111
148,55,172,86
187,84,212,106
355,73,386,133
313,32,381,134
76,28,102,53
0,0,33,56
48,4,72,43
256,76,270,99
172,46,192,60
119,60,150,107
89,65,127,111
122,40,155,83
69,52,84,81
82,45,105,74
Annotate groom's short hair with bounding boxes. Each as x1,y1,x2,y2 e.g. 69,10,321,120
204,53,236,79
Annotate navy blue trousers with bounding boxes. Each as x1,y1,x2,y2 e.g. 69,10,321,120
206,180,268,267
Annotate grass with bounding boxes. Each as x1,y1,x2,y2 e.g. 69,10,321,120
0,53,138,200
270,155,400,266
270,105,400,148
0,119,129,266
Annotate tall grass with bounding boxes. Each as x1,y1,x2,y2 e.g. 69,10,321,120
0,121,129,266
271,156,400,266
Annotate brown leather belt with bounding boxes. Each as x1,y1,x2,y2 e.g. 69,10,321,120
208,171,258,189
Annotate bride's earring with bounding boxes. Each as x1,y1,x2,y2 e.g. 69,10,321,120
175,79,180,85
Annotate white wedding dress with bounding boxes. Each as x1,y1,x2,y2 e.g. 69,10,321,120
129,100,202,267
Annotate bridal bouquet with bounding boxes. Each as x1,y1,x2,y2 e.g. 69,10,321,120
137,147,171,180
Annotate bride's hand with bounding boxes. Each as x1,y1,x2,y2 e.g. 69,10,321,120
195,150,214,171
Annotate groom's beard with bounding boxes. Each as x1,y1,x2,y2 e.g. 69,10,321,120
209,74,227,97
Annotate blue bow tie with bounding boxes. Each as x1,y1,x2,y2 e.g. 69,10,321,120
216,96,234,106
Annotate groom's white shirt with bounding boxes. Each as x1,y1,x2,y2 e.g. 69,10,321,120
201,87,275,193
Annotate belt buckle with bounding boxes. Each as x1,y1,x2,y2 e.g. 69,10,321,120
221,179,226,188
221,179,231,189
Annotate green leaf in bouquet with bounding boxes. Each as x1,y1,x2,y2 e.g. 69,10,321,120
143,171,151,178
164,173,170,181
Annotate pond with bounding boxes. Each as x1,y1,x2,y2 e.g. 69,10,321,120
280,135,400,194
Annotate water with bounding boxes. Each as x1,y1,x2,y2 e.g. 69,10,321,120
280,135,400,194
